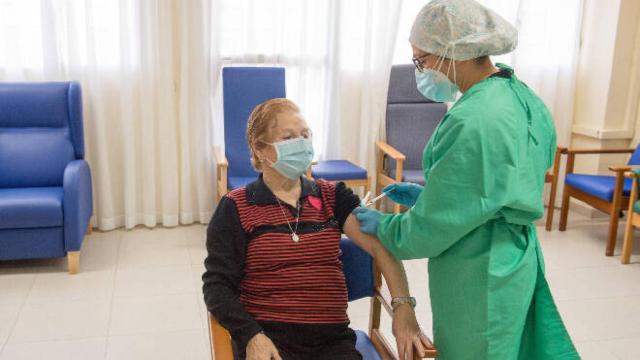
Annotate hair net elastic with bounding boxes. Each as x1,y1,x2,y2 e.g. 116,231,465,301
409,0,518,61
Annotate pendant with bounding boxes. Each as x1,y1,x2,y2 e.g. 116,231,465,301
291,233,299,242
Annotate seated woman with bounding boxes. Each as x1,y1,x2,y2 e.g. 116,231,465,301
203,99,423,360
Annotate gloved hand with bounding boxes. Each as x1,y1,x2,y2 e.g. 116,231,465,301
383,182,424,208
352,207,384,236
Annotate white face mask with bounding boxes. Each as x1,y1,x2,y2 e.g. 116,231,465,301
415,55,459,102
263,137,314,179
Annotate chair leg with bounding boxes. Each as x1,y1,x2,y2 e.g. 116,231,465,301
622,216,635,264
606,209,620,257
559,188,571,231
546,179,559,232
545,202,555,232
67,251,80,274
87,223,93,235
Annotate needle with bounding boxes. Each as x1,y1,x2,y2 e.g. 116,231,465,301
361,191,371,207
365,192,388,207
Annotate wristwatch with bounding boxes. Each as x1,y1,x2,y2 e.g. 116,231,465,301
391,296,416,311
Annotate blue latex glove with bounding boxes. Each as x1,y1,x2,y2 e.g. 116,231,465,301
383,182,424,208
352,207,384,236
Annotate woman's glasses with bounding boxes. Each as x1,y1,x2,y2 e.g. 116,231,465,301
412,54,431,72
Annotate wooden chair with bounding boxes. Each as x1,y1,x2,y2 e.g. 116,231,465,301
544,146,566,231
559,146,640,255
376,65,446,213
622,169,640,264
207,238,438,360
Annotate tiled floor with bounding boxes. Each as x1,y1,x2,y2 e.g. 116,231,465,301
0,212,639,359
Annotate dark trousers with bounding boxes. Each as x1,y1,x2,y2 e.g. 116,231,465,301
236,321,362,360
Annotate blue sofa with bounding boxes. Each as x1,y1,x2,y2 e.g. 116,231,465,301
0,82,93,274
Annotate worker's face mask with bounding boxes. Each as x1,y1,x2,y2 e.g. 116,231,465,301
264,137,314,180
415,57,459,103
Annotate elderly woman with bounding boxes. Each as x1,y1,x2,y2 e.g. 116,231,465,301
203,98,424,360
354,0,579,359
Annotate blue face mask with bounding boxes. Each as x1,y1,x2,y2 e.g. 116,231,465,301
266,137,314,180
415,68,459,103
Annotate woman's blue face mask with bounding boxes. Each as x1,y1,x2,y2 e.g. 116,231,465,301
264,137,314,180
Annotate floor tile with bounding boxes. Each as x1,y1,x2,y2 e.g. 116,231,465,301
0,337,106,360
106,330,207,360
26,270,114,304
109,294,202,336
114,265,194,298
117,227,190,269
0,273,35,301
9,299,110,342
602,337,640,360
575,341,621,360
0,299,23,352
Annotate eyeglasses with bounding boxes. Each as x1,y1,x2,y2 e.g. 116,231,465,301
412,54,431,73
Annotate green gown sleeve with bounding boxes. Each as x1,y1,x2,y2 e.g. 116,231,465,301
377,111,521,260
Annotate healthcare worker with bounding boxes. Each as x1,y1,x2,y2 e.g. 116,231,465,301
353,0,580,359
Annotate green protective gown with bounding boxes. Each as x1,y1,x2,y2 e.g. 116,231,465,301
377,64,580,360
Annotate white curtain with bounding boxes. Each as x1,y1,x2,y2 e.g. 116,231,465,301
0,0,215,230
210,0,403,181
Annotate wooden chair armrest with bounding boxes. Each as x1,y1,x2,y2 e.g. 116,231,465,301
213,145,228,167
609,164,633,173
566,148,635,155
376,140,406,161
374,287,438,358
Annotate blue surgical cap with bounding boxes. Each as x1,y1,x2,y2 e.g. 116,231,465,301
410,0,518,61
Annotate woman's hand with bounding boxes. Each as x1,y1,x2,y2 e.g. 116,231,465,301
246,332,282,360
392,305,425,360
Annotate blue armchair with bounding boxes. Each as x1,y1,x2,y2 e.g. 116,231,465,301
214,67,285,200
207,237,438,359
0,82,93,274
559,146,640,256
376,65,447,213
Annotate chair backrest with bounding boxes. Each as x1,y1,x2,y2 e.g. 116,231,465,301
628,144,640,165
222,67,286,179
340,237,374,301
0,82,83,188
386,64,447,170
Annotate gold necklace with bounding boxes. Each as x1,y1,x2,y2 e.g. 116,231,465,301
276,199,300,242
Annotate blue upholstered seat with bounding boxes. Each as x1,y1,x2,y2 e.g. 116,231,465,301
0,187,63,229
222,67,285,191
355,330,383,360
0,82,93,264
312,160,368,182
565,174,633,202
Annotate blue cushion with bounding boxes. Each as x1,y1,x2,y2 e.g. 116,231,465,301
340,237,374,301
228,176,257,191
0,82,84,158
0,128,75,188
565,174,632,202
312,160,368,181
222,67,285,179
354,330,383,360
386,168,426,186
0,187,63,230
